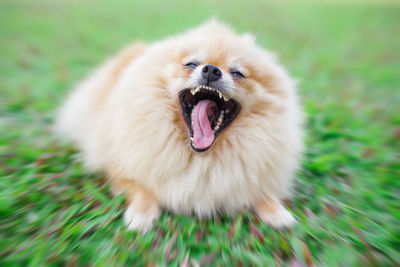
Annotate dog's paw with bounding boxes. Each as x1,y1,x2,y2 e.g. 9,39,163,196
258,206,296,229
123,202,160,233
255,197,296,229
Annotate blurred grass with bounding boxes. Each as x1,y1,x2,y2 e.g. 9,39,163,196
0,0,399,266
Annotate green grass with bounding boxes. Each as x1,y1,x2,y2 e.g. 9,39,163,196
1,0,399,265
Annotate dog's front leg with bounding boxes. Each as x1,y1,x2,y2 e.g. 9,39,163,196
254,196,296,229
112,178,160,233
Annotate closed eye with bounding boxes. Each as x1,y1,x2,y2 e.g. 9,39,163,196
230,70,246,79
184,62,198,69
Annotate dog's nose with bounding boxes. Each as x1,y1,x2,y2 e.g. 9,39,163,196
201,64,222,82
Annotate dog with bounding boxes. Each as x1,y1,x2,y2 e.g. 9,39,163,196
55,20,303,232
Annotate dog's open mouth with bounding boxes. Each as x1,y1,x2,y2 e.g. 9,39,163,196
179,86,241,152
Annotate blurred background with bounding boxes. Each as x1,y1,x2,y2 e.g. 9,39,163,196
1,0,399,265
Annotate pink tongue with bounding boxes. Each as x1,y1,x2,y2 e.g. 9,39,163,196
192,100,217,149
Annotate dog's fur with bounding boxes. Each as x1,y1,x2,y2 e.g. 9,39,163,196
55,20,303,232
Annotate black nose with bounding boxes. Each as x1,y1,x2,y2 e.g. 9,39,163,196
201,64,222,82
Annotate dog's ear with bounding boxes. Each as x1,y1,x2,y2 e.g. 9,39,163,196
241,33,256,44
109,43,148,78
194,18,233,35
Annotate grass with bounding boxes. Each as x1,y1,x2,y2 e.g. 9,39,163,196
1,0,399,265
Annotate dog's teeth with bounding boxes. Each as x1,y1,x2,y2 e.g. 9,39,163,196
214,111,225,131
190,89,196,95
223,95,229,101
195,87,200,93
218,92,222,98
217,111,224,123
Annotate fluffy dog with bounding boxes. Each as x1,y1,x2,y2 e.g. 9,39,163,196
55,20,303,232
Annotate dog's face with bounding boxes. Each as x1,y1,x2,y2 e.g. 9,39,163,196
157,21,289,152
178,61,242,152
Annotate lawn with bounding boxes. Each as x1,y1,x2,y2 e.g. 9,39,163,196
0,0,399,266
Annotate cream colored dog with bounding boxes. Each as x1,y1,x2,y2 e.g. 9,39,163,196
55,20,303,232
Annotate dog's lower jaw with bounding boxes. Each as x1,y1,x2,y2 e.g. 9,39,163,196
254,196,296,229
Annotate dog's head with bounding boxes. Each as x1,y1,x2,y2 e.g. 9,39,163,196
152,20,294,152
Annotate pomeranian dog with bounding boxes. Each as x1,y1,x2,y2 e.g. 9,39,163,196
55,20,303,232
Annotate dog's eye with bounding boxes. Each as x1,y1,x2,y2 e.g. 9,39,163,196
184,62,198,69
230,70,246,79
